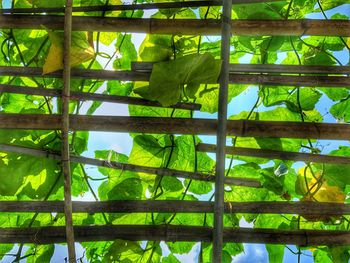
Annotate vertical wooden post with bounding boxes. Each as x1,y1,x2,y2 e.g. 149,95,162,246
213,0,232,262
62,0,76,262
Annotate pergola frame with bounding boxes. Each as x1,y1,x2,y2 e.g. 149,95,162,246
0,0,350,262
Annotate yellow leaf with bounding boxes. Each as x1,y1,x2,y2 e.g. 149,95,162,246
43,31,95,74
297,166,345,222
297,166,345,203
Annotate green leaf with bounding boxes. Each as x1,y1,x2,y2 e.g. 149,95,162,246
315,0,350,11
162,254,181,263
140,53,221,106
129,134,172,167
139,34,172,62
223,243,244,257
98,171,143,201
26,245,55,263
197,84,248,114
0,244,14,260
95,149,129,177
260,168,285,195
314,248,333,263
167,242,195,254
43,30,94,74
261,87,322,112
329,246,350,263
266,244,285,263
107,80,133,96
29,0,65,7
227,163,262,180
320,88,349,101
113,34,137,70
103,240,143,262
330,99,350,122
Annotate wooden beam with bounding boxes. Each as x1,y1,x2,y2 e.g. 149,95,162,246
0,225,349,245
197,143,350,165
0,84,201,111
62,0,76,261
0,201,349,215
1,66,349,87
229,74,350,87
132,62,350,75
0,16,350,36
0,114,349,140
0,66,150,80
213,0,232,260
0,143,260,187
0,0,283,14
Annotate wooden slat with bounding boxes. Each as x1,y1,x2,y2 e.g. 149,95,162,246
61,0,76,260
0,84,201,111
1,66,349,86
0,66,150,80
213,0,232,259
0,225,349,245
0,0,283,14
197,143,350,165
0,114,349,140
1,16,350,36
0,201,349,215
132,62,350,75
229,74,350,87
0,143,260,187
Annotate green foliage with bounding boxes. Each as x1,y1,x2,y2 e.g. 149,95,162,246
1,0,350,261
135,53,221,106
266,244,285,263
139,35,173,62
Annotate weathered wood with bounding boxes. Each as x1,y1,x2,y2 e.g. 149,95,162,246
197,143,350,165
214,0,232,260
229,74,350,87
0,143,260,187
0,225,349,245
0,84,201,110
132,62,350,75
0,114,349,140
0,200,349,215
0,66,150,80
1,66,349,87
1,16,350,36
0,0,283,14
62,0,76,261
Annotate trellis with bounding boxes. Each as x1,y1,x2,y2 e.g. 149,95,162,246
0,0,350,262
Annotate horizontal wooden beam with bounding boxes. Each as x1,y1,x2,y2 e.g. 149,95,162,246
133,62,350,75
229,74,350,87
0,0,283,14
0,66,150,80
0,200,349,215
0,84,201,111
0,114,349,140
1,66,349,87
197,143,350,165
0,225,349,245
0,143,260,187
1,16,350,36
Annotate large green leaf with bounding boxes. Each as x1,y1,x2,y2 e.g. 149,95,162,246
25,245,55,263
139,34,173,62
330,99,350,122
137,53,221,106
266,244,285,263
113,34,137,70
315,0,350,11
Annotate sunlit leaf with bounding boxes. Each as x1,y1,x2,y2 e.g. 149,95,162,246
43,31,95,74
